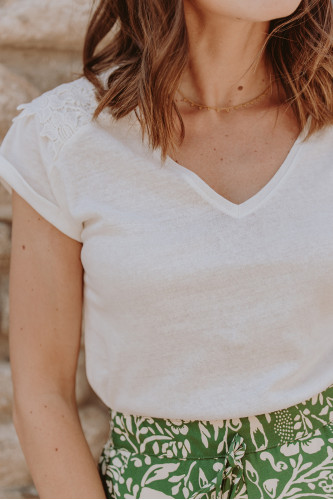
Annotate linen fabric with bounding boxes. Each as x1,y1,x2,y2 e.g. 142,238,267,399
99,383,333,499
0,75,332,420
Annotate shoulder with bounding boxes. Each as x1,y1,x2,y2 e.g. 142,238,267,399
12,76,100,160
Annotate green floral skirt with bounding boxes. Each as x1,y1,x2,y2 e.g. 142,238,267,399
99,383,333,498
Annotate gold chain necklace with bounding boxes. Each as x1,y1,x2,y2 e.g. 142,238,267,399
177,84,271,113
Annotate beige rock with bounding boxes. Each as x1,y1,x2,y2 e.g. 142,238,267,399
0,184,12,221
79,402,110,462
0,484,38,499
0,360,12,416
0,47,83,95
0,274,9,336
0,64,39,140
0,333,9,362
0,222,10,249
0,221,11,263
0,203,12,223
0,0,92,51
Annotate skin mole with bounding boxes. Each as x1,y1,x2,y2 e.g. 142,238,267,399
22,245,26,250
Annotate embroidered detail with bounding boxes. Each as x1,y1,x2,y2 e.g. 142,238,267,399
13,77,99,161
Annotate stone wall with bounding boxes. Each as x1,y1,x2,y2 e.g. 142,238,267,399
0,1,110,497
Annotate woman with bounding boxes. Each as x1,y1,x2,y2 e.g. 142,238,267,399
0,0,333,498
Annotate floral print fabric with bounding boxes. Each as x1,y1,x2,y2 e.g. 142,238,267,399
99,383,333,498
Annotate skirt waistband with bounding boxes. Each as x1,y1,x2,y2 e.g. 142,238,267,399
109,383,333,459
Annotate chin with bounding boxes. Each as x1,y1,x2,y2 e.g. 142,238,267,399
184,0,303,22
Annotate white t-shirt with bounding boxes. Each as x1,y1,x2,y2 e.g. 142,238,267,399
0,76,332,421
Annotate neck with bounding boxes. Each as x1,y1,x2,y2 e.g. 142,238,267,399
181,2,273,108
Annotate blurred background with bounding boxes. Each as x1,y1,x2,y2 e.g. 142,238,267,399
0,1,110,497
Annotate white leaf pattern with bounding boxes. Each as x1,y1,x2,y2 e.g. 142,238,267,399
263,478,279,498
98,383,333,499
142,463,180,486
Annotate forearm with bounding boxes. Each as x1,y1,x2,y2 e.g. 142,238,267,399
13,393,106,499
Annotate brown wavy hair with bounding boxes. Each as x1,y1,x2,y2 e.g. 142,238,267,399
83,0,333,159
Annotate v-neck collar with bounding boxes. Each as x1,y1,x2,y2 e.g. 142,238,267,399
162,124,308,219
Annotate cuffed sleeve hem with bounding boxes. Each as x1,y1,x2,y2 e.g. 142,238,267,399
0,154,82,243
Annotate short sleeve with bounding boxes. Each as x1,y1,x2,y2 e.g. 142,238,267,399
0,95,84,242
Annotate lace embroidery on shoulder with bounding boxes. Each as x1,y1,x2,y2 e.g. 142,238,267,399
13,77,98,160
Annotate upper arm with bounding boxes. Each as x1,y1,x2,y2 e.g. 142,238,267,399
9,190,84,408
